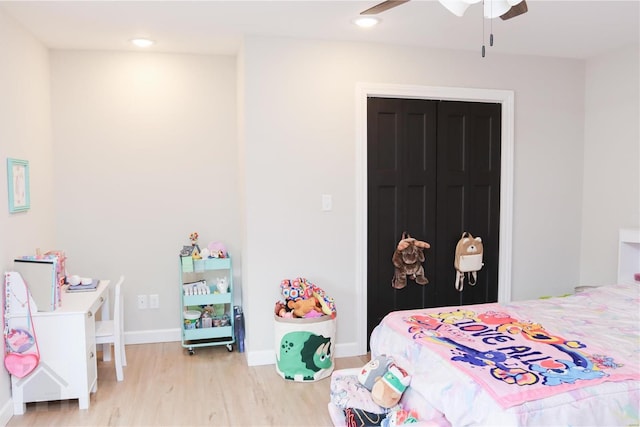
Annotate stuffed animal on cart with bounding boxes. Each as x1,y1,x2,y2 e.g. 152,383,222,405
392,232,431,289
207,241,227,258
370,363,411,408
216,277,229,293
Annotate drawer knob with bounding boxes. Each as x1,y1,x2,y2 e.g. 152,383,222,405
89,352,94,359
100,297,104,303
87,311,93,318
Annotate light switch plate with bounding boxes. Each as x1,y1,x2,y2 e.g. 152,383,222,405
322,194,332,211
149,294,159,309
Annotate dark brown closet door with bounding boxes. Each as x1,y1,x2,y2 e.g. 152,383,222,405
434,100,501,308
367,97,501,343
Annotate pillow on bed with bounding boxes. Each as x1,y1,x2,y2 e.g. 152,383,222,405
330,370,387,414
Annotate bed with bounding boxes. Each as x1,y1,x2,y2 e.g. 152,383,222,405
329,283,639,426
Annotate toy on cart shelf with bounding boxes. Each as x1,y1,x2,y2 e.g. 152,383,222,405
216,277,229,293
178,233,228,259
207,241,228,259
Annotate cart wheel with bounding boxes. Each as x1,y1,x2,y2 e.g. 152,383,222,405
226,344,233,352
188,348,195,355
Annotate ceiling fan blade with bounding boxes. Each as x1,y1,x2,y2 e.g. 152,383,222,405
360,0,410,15
500,0,528,20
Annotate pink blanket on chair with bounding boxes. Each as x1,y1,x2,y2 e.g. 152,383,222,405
383,299,640,408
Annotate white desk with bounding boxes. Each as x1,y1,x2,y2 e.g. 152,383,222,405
11,280,110,415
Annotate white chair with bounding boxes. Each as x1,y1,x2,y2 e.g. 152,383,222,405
95,276,127,381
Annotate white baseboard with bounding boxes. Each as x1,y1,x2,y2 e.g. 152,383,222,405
124,328,181,344
334,341,362,359
123,330,365,368
246,349,275,366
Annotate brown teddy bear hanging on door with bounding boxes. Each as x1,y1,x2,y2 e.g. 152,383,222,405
391,232,431,289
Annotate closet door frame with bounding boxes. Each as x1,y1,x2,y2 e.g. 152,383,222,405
355,83,515,354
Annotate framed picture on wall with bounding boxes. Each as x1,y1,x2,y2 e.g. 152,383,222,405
7,158,30,213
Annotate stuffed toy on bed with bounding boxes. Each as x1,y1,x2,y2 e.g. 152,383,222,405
371,363,411,408
358,355,393,391
391,232,431,289
358,356,412,409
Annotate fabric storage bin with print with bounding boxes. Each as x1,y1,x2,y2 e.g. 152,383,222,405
274,314,336,382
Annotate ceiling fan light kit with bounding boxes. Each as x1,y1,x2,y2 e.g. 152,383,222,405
353,16,381,28
130,38,154,48
359,0,528,57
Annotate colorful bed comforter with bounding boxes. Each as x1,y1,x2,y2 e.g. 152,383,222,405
370,284,640,426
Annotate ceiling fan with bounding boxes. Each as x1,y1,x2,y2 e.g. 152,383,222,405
360,0,528,21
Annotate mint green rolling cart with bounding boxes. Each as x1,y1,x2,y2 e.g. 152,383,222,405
179,256,235,355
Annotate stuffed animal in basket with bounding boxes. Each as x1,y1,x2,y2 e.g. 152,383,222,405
274,301,292,318
392,232,431,289
287,297,323,318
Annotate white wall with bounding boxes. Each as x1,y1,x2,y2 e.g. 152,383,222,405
50,51,240,336
239,36,587,364
0,8,55,424
580,45,640,285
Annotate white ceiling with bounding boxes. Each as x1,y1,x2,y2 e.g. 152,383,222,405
2,0,639,59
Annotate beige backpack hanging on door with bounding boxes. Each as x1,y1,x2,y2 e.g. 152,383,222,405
454,232,484,292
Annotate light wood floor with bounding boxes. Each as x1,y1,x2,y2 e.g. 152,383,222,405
7,343,369,427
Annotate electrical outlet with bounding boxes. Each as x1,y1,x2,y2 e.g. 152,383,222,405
137,294,148,309
149,294,159,309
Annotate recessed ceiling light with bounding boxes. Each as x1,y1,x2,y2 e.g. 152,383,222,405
131,38,155,48
353,16,380,28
